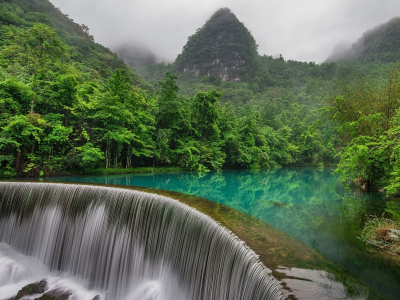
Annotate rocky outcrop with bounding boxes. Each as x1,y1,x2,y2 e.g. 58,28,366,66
7,280,78,300
175,8,258,82
34,289,71,300
8,280,48,300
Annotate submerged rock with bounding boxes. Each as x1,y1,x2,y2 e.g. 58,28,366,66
9,280,48,300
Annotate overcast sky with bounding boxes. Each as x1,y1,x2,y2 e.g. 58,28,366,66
50,0,400,63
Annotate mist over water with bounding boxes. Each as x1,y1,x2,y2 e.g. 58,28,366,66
0,243,102,299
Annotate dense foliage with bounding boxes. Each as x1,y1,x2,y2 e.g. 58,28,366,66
0,23,328,178
323,64,400,196
139,9,400,198
0,0,154,177
0,2,342,178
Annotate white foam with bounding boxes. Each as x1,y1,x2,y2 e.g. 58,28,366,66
0,182,282,300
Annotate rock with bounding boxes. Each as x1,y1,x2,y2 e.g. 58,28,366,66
388,229,400,241
34,289,71,300
92,296,100,300
10,280,48,300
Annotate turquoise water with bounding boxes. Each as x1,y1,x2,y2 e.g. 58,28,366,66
46,168,400,299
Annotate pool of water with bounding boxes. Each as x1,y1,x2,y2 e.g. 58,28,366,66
45,168,400,299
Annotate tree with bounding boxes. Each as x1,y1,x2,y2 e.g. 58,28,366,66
94,68,154,168
0,24,68,113
155,72,181,129
0,113,45,174
327,67,400,142
191,89,221,141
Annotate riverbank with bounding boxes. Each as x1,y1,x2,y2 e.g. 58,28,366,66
77,166,183,175
7,180,388,299
1,167,186,179
38,168,400,299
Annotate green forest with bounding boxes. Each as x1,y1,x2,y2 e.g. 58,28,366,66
1,1,400,198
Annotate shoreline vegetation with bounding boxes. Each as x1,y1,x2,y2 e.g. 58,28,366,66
33,163,334,178
77,166,183,175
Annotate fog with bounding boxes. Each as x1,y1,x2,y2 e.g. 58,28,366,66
50,0,400,64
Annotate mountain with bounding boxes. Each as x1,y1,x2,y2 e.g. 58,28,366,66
326,17,400,63
0,0,138,80
175,8,259,82
138,7,336,97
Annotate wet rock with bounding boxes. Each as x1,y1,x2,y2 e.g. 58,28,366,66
34,289,71,300
92,296,100,300
9,280,48,300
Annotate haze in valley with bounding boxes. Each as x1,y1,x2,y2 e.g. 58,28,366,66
50,0,400,64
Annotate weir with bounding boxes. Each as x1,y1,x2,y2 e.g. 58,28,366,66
0,182,282,300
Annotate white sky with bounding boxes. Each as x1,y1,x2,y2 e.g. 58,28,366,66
49,0,400,63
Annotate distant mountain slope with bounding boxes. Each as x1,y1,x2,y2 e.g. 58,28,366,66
0,0,152,89
326,17,400,63
175,8,258,82
1,0,126,78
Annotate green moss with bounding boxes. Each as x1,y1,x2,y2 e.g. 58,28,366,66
14,280,48,300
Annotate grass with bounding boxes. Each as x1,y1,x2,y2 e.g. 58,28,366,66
360,217,400,254
80,166,184,175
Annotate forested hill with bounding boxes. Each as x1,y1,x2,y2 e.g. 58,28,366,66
139,8,392,97
2,0,400,198
0,0,150,88
175,8,259,82
0,0,124,77
135,7,400,198
0,1,341,178
326,17,400,63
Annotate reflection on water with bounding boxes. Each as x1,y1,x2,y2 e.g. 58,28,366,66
46,168,400,299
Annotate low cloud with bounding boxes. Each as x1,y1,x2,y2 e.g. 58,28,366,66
112,42,161,68
50,0,400,64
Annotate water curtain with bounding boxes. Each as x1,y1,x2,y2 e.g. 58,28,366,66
0,182,282,300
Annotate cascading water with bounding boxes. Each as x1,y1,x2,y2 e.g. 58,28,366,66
0,182,282,300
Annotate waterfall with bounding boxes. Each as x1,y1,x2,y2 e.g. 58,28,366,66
0,182,282,300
